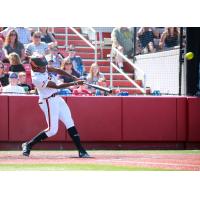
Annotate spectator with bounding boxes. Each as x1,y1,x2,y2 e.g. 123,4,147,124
45,45,63,68
67,44,85,76
86,63,105,85
153,27,165,50
15,27,31,45
72,85,92,96
0,27,13,39
2,72,25,95
58,88,72,96
25,31,49,56
0,61,9,86
159,27,180,49
111,27,134,69
8,52,25,72
0,27,31,44
58,58,80,83
0,27,5,40
4,29,25,60
39,27,57,46
137,27,158,53
18,72,31,92
0,38,6,62
97,78,109,96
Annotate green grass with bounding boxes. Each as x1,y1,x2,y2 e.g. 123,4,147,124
0,163,170,171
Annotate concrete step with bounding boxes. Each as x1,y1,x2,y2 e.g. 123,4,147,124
57,40,89,47
85,65,117,73
107,80,142,87
59,47,101,54
62,52,101,59
106,80,138,87
104,74,134,80
83,59,110,66
54,27,81,34
83,60,135,73
55,34,88,40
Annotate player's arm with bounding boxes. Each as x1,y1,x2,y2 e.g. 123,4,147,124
137,27,144,36
47,66,79,81
159,32,167,49
46,80,84,89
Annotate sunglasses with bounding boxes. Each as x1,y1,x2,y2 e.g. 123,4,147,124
10,33,17,36
34,36,41,38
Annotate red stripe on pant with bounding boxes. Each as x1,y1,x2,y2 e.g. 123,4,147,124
45,99,51,132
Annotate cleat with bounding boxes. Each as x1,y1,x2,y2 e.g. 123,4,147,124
22,142,31,157
79,151,91,158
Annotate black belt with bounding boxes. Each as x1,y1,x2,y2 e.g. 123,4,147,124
44,92,59,100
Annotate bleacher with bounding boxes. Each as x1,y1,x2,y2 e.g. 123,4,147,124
0,27,183,95
53,27,150,94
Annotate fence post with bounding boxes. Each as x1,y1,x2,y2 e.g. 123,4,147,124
133,27,137,60
179,27,184,95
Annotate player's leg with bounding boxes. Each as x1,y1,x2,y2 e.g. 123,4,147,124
58,96,90,158
22,98,59,156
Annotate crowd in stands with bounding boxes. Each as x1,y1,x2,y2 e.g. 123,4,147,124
0,27,181,96
111,27,181,73
111,27,180,56
111,27,134,69
0,27,110,96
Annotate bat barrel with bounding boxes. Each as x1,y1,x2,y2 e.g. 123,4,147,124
84,83,112,94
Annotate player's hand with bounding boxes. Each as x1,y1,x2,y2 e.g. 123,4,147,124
72,75,79,81
76,80,85,85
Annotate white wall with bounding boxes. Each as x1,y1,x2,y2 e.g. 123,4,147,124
135,49,185,94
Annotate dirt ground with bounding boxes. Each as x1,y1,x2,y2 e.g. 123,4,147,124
0,151,200,170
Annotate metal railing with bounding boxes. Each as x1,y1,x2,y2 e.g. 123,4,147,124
110,47,146,94
65,27,97,63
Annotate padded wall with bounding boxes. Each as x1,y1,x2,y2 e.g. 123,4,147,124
67,96,122,141
188,97,200,141
9,96,66,142
122,97,177,141
0,96,9,141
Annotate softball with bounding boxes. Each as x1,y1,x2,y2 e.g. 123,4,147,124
185,52,194,60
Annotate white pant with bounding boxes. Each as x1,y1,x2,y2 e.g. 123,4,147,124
39,95,74,137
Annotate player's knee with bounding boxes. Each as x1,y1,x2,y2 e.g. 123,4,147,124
66,120,74,129
47,127,58,137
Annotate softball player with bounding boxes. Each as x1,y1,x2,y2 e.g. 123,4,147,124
22,55,90,158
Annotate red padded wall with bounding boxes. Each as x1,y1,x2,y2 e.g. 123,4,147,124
3,95,199,144
188,97,200,141
9,96,66,142
176,97,187,141
0,96,9,141
67,96,122,141
122,97,177,141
